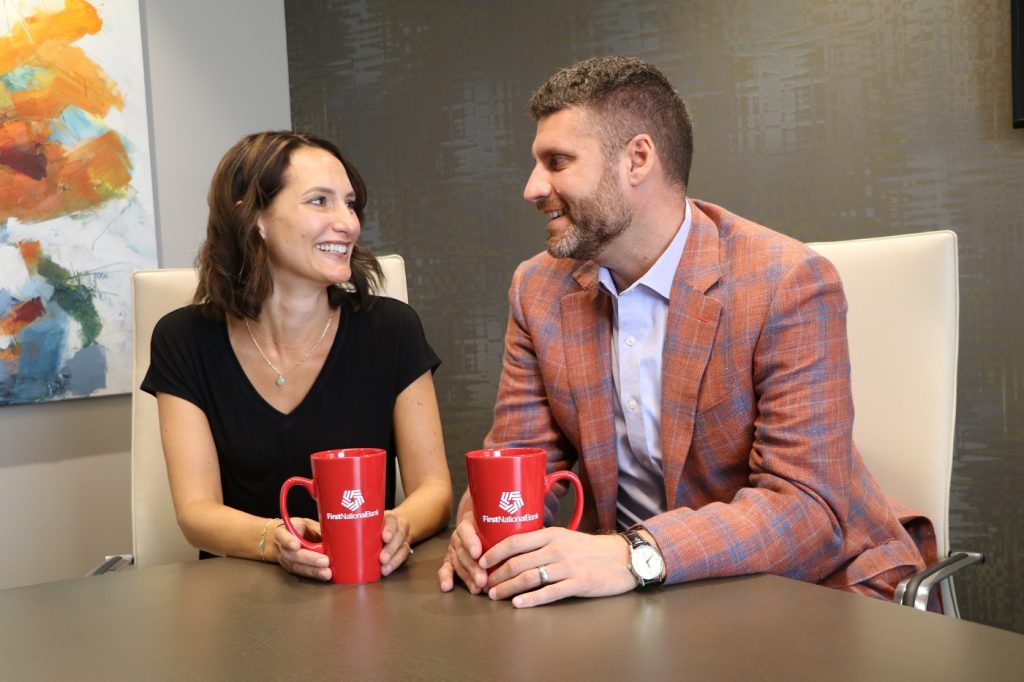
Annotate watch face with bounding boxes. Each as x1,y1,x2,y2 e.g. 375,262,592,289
631,544,664,581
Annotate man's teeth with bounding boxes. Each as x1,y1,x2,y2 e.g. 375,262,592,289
546,210,565,219
317,244,348,254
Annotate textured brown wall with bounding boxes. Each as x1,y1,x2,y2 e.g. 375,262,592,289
285,0,1024,631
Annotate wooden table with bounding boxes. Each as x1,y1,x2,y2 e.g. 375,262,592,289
2,537,1022,680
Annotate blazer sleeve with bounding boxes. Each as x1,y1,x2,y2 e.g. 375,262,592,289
644,253,870,585
484,262,577,476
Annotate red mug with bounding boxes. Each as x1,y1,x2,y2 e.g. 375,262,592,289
279,448,386,585
466,447,584,552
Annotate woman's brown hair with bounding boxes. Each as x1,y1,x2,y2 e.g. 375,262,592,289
194,131,382,319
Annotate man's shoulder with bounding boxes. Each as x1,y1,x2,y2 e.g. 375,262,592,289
691,199,822,270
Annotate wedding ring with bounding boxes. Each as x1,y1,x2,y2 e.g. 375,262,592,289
402,540,414,556
537,564,550,586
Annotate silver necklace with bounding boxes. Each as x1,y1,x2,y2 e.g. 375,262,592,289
244,310,335,387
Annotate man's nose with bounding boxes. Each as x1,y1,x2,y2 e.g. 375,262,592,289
523,166,551,204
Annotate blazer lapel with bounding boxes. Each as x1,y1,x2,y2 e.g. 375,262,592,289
661,204,723,508
561,262,619,530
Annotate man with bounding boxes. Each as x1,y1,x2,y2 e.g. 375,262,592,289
438,56,933,608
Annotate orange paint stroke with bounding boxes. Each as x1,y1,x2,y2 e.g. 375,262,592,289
9,41,123,121
0,118,37,148
0,0,102,74
0,129,132,223
0,0,132,223
17,240,41,271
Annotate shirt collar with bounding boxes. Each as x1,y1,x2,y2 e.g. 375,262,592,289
598,199,692,300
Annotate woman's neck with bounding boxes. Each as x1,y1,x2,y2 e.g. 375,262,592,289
253,287,333,346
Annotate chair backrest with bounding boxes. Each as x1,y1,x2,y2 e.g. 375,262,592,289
131,268,200,568
131,254,409,568
806,232,958,561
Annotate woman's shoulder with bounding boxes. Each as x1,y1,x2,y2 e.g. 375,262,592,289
344,296,431,347
354,295,421,325
152,304,222,340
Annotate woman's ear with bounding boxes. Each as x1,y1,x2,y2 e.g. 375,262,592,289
238,200,267,240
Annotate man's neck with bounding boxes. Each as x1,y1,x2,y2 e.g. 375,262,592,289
601,194,688,292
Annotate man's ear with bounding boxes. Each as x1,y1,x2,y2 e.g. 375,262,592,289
624,134,656,186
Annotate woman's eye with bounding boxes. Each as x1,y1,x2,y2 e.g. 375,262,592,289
345,200,357,211
310,196,327,207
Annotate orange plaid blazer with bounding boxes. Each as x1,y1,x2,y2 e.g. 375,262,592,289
484,199,934,597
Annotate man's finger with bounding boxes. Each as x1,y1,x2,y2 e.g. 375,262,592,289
480,528,550,570
511,580,573,608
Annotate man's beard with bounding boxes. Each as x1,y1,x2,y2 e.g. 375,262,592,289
546,168,631,261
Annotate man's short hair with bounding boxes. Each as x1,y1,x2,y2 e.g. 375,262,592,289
529,56,693,190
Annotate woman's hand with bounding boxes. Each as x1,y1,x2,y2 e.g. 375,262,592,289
380,511,414,576
273,517,331,581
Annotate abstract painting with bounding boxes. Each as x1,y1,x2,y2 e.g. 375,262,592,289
0,0,156,405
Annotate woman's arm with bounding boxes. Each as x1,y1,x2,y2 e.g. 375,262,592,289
156,392,330,579
388,370,453,544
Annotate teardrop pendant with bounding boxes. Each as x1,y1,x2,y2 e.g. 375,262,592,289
244,310,334,390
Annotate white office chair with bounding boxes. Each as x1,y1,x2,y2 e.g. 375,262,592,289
807,231,982,615
93,255,410,572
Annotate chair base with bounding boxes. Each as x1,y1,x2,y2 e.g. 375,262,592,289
88,554,134,576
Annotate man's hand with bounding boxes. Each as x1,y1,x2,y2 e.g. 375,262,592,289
481,527,636,607
438,518,489,594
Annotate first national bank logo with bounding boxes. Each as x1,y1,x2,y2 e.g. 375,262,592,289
498,491,524,514
342,489,365,511
326,490,380,521
482,490,538,524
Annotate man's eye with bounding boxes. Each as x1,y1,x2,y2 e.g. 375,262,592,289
549,155,569,169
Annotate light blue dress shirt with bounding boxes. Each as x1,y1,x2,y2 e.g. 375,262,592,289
597,201,692,530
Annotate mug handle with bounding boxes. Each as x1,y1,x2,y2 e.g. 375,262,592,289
543,471,584,531
279,476,323,552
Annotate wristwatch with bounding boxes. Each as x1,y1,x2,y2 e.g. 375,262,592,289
621,527,666,589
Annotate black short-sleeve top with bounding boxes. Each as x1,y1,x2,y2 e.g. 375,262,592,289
141,297,440,521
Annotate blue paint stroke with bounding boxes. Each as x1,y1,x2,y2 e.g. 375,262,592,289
10,307,68,403
62,342,107,395
48,105,109,148
0,65,47,92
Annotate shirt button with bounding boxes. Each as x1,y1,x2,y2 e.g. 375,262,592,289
625,336,636,346
627,398,638,410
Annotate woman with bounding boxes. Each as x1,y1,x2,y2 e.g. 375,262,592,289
142,131,452,581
